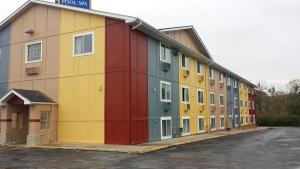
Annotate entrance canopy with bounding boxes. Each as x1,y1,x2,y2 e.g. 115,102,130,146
0,89,56,105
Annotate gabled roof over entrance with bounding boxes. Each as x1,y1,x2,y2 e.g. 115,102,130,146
159,25,213,60
0,89,56,105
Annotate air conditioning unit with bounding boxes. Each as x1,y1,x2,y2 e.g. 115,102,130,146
25,67,40,75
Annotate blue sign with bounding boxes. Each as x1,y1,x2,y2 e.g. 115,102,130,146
58,0,91,9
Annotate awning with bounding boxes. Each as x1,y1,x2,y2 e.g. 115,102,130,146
0,89,56,105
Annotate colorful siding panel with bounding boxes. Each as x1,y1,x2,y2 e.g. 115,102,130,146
105,19,148,145
0,25,10,98
58,9,105,143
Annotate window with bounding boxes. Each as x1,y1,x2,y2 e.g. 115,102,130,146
253,115,256,123
240,83,243,89
250,115,253,124
182,116,190,136
198,116,205,133
160,44,171,63
220,115,225,129
11,112,22,130
197,90,204,104
209,67,214,79
249,101,252,109
74,32,94,56
210,116,216,130
234,97,238,108
182,86,190,103
241,116,244,125
25,41,42,63
160,81,171,102
219,73,224,83
235,115,239,127
227,77,231,86
246,116,249,124
219,95,224,106
196,61,203,75
161,117,172,139
252,102,255,109
240,100,243,108
234,80,238,88
181,54,189,69
245,101,248,109
209,92,215,106
41,111,51,129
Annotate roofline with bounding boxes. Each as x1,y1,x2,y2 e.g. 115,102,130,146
0,0,137,30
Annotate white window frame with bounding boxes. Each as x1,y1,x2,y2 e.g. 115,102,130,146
25,41,43,64
241,115,245,125
196,61,203,75
220,115,225,129
160,43,171,64
198,116,205,133
40,111,51,130
219,94,224,107
160,81,172,103
219,73,224,83
197,89,204,105
209,92,215,106
181,54,189,70
210,116,216,131
234,97,238,108
161,117,172,140
209,67,214,79
234,80,238,88
181,86,190,104
73,32,95,57
182,116,191,136
235,115,239,127
227,77,231,86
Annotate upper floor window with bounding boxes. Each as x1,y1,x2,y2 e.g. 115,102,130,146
197,89,204,104
245,101,248,108
181,54,189,69
227,77,231,86
252,102,255,109
234,97,238,108
234,80,238,88
240,100,243,108
209,67,214,79
197,61,203,75
209,92,215,106
74,32,94,56
25,41,42,63
160,81,171,102
219,73,224,83
219,95,224,106
160,44,171,63
182,86,190,103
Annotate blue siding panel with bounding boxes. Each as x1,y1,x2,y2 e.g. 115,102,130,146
0,25,10,98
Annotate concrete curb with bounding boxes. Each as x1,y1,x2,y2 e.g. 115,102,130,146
9,127,269,154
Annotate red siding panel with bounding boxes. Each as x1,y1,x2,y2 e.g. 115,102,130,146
105,18,148,145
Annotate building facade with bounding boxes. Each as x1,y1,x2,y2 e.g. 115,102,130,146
0,0,256,146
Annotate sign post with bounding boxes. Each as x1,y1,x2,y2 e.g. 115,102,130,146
55,0,91,9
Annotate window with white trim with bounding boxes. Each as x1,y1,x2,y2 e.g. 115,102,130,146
227,77,231,86
41,111,51,129
74,32,94,56
198,116,205,132
181,54,189,69
160,44,171,63
209,67,214,79
196,61,203,75
210,116,216,130
235,115,239,127
160,81,171,102
219,95,224,106
209,92,215,106
234,97,238,108
240,100,243,108
25,41,42,63
182,86,190,103
220,115,225,129
182,116,190,136
234,80,238,88
241,116,244,125
219,73,224,83
161,117,172,139
197,90,204,104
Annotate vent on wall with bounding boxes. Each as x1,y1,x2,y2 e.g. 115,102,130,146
26,67,40,75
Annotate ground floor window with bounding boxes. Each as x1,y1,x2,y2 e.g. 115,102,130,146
246,116,249,124
41,111,51,129
182,116,190,136
250,115,253,124
210,116,216,130
198,116,205,133
253,115,256,123
220,115,225,129
161,117,172,140
235,115,239,127
241,116,244,125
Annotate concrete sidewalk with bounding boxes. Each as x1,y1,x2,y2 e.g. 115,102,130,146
29,127,268,154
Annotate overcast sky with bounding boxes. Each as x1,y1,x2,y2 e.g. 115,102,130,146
0,0,299,88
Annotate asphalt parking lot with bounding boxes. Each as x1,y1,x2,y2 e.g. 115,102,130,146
0,127,299,169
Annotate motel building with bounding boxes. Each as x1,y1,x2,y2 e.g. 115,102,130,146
0,0,256,146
